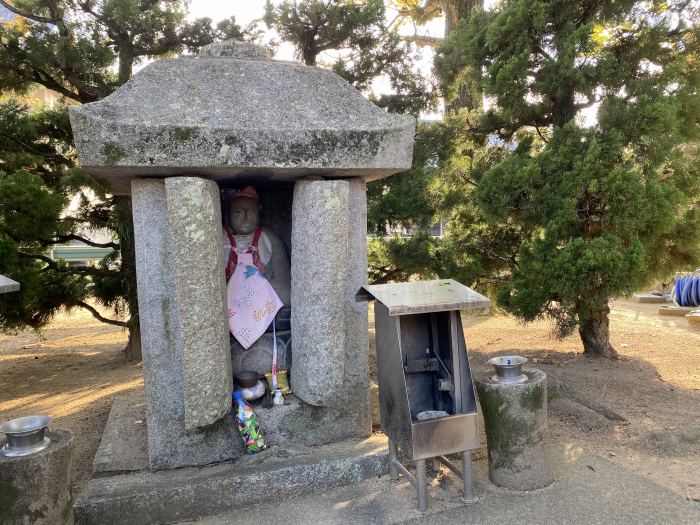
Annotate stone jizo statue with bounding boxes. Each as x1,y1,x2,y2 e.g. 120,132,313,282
222,186,291,349
222,186,291,304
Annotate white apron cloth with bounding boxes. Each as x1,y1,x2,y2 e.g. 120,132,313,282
226,238,283,350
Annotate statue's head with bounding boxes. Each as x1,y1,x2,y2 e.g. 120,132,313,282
224,186,260,235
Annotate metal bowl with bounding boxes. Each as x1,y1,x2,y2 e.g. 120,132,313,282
487,355,528,384
0,415,52,456
235,371,260,388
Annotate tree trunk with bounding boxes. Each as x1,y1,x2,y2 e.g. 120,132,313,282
442,0,483,114
578,305,617,358
115,197,141,362
124,325,142,361
117,45,134,86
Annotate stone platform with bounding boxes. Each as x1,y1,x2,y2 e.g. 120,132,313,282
76,394,387,524
658,305,697,316
634,293,668,304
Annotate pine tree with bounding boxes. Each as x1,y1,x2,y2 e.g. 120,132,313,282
437,0,700,356
0,1,251,358
265,0,435,114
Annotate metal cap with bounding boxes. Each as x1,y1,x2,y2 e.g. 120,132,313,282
487,355,528,384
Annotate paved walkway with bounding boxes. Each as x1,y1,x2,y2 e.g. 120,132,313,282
185,444,700,525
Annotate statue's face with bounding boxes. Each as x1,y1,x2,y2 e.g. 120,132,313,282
229,197,259,235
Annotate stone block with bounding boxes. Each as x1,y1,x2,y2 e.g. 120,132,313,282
132,179,242,470
476,369,554,491
659,305,696,316
255,395,369,446
634,293,668,304
73,435,388,525
291,179,350,406
68,41,415,195
289,178,370,438
92,395,147,476
165,177,232,430
0,429,74,525
343,178,371,433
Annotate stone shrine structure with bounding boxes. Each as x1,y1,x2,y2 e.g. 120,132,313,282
69,40,415,472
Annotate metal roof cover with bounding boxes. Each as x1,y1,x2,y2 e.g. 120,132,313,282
357,279,491,316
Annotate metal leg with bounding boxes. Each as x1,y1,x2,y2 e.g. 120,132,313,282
388,439,399,482
431,457,441,473
415,459,427,511
461,450,477,503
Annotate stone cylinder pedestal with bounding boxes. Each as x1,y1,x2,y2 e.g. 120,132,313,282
476,369,554,491
0,429,74,525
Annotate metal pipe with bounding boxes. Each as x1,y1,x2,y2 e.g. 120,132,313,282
415,459,427,512
436,453,476,503
388,439,399,482
461,451,476,503
437,455,463,478
393,459,416,487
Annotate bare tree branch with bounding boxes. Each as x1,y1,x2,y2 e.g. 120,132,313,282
41,234,119,249
75,300,129,327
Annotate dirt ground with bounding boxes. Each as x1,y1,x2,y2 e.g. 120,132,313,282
1,299,698,501
0,308,140,490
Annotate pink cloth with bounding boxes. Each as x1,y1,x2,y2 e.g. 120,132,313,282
227,249,283,349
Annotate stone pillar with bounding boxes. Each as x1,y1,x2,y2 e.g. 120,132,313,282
476,369,554,490
290,179,370,435
132,178,241,471
164,177,232,430
0,429,74,525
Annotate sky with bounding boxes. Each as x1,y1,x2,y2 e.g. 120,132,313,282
186,1,446,118
186,1,597,125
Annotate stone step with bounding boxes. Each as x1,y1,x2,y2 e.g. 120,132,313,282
73,435,388,525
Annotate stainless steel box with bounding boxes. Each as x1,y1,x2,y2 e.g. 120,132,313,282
358,279,490,509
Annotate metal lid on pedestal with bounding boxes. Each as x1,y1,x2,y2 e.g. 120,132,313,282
487,356,528,384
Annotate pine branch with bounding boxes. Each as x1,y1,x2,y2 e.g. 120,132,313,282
0,0,56,24
75,300,129,327
41,234,119,249
30,67,85,102
402,34,443,47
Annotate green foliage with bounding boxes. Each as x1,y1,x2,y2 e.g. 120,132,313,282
265,0,435,114
0,1,244,340
435,0,700,353
265,0,439,281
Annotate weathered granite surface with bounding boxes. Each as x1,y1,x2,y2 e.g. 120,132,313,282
68,40,415,195
73,434,388,525
291,180,349,406
165,177,232,430
0,429,74,525
132,179,242,470
476,369,554,491
343,178,371,435
256,394,370,446
290,179,371,438
92,395,147,476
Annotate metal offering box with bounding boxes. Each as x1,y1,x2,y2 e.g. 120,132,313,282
357,279,490,510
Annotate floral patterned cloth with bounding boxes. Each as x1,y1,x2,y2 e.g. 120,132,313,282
227,248,283,349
